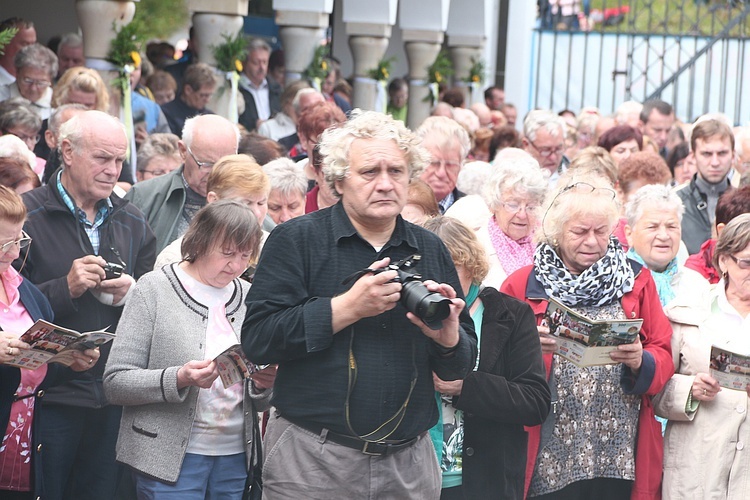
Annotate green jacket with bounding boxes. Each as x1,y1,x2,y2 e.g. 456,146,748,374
124,166,186,253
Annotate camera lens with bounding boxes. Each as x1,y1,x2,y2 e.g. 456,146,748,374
401,281,451,330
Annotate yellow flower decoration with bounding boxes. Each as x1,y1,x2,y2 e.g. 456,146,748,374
435,72,443,83
234,59,243,72
472,74,480,83
130,51,141,68
321,60,328,72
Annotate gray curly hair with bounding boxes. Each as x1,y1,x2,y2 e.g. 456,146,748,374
319,110,430,198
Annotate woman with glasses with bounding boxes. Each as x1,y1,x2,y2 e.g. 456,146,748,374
654,213,750,499
0,98,45,177
0,185,100,499
104,200,273,498
476,151,547,289
135,133,182,183
501,172,673,499
0,43,57,120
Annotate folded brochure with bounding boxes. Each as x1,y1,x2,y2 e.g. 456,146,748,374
214,344,268,389
709,344,750,391
544,297,642,367
6,319,113,370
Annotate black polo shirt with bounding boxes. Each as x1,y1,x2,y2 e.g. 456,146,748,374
242,201,477,440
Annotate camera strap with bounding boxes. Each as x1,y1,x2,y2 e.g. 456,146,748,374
344,327,418,443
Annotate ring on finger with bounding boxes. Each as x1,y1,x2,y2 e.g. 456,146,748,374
703,388,707,396
6,346,12,356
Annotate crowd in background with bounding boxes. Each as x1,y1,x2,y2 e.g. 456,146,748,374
1,13,750,500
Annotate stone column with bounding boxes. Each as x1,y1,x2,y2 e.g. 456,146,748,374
403,31,443,130
186,0,248,122
273,0,333,83
448,42,483,104
75,0,137,113
348,26,390,111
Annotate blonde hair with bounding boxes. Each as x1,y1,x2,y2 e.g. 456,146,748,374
207,154,270,197
423,216,490,285
52,67,110,112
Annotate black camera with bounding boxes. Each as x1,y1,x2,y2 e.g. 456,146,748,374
103,262,124,280
346,254,452,330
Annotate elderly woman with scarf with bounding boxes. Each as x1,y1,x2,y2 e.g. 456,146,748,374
501,171,673,499
476,151,547,289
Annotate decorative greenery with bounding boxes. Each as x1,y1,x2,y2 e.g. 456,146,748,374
212,31,248,74
367,56,396,82
465,57,485,85
303,44,330,82
0,27,18,56
132,0,188,41
427,51,454,85
107,20,144,70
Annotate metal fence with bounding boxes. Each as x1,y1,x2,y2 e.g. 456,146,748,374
531,0,750,124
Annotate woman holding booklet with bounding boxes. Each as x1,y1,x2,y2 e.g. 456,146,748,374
654,213,750,499
104,200,275,498
0,185,100,498
501,171,673,499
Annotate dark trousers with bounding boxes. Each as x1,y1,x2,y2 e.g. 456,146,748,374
531,478,632,500
38,404,121,500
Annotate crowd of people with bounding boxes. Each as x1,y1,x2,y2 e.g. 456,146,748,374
1,13,750,500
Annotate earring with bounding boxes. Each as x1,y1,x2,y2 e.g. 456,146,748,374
552,238,558,247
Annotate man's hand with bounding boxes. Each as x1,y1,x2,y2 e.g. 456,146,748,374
331,257,403,333
67,255,107,299
433,372,463,396
251,364,277,391
69,347,101,372
406,280,464,348
176,359,219,389
97,274,134,305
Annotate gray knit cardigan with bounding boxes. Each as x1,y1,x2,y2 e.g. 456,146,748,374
103,264,271,483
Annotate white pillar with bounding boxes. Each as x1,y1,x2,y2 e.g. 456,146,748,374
446,0,488,105
185,0,248,121
273,1,333,82
399,0,449,129
403,32,443,129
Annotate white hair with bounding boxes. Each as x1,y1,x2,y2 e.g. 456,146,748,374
262,157,308,198
456,161,492,196
523,109,566,142
484,154,548,211
0,135,36,169
624,183,684,228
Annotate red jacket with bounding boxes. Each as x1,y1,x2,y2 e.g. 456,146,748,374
501,262,673,500
683,238,720,284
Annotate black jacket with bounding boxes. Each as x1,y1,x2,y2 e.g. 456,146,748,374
238,77,282,132
15,183,156,407
454,287,550,499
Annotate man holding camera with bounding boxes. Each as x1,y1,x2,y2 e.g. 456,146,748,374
242,110,476,499
16,110,156,499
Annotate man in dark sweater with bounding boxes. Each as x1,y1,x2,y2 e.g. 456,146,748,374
160,62,216,137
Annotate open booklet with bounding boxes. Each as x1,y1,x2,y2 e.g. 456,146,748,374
709,345,750,391
5,320,114,370
213,344,268,389
544,297,643,367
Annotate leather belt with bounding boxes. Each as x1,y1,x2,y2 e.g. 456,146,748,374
290,418,418,456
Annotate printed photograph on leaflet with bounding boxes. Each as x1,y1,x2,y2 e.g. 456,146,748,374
214,344,268,388
709,345,750,390
5,320,114,370
543,297,642,367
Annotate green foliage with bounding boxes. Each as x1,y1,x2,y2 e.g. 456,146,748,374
465,57,485,85
367,56,396,81
107,20,144,69
212,31,248,74
133,0,189,40
0,27,18,56
427,51,454,84
303,45,330,81
588,0,750,36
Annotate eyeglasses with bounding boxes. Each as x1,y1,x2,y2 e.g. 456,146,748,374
559,181,617,200
186,146,215,171
2,129,40,145
527,139,565,158
728,255,750,270
500,201,541,216
0,230,31,255
428,159,462,171
20,77,51,89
